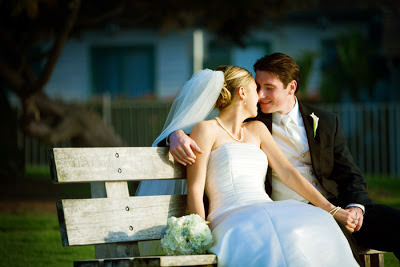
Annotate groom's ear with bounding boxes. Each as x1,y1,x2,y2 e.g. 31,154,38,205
288,80,297,95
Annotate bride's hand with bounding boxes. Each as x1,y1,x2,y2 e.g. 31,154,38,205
170,130,202,166
333,208,358,233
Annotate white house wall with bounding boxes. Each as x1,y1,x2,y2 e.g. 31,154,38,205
45,30,193,101
45,23,369,101
46,40,90,101
156,32,192,98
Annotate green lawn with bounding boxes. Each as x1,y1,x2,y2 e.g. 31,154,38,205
363,175,400,266
0,213,93,267
0,167,398,266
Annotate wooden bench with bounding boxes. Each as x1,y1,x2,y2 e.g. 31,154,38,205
49,146,385,267
359,249,385,267
49,147,217,267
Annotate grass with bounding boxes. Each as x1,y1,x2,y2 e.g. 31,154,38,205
364,175,400,266
365,175,400,209
0,213,93,267
0,167,398,266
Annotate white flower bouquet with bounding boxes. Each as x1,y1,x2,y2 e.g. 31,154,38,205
160,214,214,255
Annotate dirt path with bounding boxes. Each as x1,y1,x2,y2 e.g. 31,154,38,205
0,200,57,214
0,177,88,215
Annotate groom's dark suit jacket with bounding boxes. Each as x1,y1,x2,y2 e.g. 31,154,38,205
251,101,372,208
251,101,400,255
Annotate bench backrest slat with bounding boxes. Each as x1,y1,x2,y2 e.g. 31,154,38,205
58,195,187,246
50,147,185,183
50,147,188,254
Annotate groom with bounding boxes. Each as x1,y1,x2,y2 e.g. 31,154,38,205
166,53,400,259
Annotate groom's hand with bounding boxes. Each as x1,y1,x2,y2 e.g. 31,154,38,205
169,130,202,166
345,206,364,232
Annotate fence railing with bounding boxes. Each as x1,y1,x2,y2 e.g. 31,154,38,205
23,101,400,177
321,103,400,177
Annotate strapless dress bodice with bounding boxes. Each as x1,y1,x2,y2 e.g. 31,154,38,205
205,142,272,221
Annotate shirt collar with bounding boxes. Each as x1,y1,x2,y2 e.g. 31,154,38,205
273,97,301,126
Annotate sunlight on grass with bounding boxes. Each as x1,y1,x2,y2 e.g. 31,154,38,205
1,169,397,266
0,213,93,267
365,175,400,266
366,175,400,209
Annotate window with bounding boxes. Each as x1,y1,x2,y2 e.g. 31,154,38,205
204,40,231,70
204,40,270,75
91,46,154,98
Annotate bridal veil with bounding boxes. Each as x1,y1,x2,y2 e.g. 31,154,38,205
136,69,224,196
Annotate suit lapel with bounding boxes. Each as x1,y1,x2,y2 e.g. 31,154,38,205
299,102,320,176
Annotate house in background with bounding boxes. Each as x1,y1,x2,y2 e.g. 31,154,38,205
27,9,400,176
45,8,396,102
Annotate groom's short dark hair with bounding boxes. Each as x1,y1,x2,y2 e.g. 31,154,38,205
254,52,301,90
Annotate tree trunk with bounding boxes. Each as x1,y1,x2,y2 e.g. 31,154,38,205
22,92,124,147
0,87,24,183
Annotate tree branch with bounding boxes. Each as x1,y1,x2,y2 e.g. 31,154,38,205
77,0,126,27
0,28,24,68
31,0,81,96
0,60,24,97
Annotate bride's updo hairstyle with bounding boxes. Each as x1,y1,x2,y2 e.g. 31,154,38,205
215,66,253,110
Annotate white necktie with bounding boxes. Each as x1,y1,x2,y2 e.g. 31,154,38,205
281,116,305,153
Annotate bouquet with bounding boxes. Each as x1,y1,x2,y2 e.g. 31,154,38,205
160,214,214,255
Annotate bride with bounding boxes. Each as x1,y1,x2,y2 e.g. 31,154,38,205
139,66,359,266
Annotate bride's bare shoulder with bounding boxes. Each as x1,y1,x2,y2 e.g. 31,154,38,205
245,120,269,132
192,119,218,134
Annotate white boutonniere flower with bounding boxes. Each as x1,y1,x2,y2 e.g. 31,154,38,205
310,112,319,138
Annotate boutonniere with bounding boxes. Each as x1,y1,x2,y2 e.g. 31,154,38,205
310,112,319,138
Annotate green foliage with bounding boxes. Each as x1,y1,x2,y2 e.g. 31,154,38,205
296,51,318,96
319,31,378,102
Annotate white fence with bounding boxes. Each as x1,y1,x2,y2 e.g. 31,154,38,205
23,101,400,177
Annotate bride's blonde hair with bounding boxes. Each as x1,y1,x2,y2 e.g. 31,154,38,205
215,66,254,110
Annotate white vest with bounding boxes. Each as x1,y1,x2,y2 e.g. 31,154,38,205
270,102,328,202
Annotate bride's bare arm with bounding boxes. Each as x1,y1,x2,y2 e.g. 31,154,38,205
169,130,202,166
186,121,215,219
249,121,358,232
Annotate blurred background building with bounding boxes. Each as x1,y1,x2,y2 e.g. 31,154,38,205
1,1,399,179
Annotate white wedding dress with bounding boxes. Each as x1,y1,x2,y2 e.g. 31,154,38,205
206,142,359,267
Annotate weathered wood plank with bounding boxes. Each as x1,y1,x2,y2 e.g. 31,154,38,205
93,181,135,258
94,242,140,259
59,195,186,246
158,255,217,266
50,147,185,183
105,182,130,198
358,249,385,267
74,254,217,267
360,249,386,255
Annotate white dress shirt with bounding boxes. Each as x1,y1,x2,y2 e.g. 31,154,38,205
270,100,328,202
270,99,365,213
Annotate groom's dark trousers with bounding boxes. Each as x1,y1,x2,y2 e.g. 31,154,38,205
253,101,400,259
